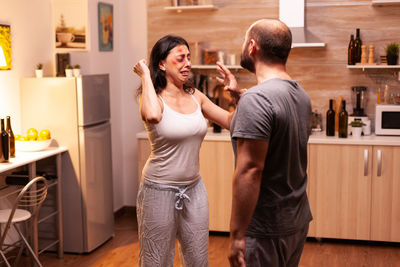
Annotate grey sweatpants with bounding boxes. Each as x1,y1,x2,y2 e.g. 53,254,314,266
137,178,209,267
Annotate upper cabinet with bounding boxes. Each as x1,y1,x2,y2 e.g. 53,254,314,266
372,0,400,6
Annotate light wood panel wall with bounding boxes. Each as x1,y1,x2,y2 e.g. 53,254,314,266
148,0,400,124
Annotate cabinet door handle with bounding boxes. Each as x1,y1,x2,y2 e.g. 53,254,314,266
377,149,382,177
364,149,368,176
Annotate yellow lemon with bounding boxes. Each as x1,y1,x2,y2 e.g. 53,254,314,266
39,129,51,140
15,134,22,141
20,136,28,141
27,128,38,141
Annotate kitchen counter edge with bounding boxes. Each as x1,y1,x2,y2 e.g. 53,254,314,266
136,130,400,146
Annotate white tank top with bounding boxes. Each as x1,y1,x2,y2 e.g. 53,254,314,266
142,94,208,185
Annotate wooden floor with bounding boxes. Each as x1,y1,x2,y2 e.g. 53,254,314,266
27,211,400,267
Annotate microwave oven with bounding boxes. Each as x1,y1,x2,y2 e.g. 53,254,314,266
375,104,400,135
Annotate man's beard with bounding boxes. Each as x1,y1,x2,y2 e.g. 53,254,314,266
240,46,255,73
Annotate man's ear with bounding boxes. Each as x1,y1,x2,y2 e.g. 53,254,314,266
159,61,166,71
248,39,257,57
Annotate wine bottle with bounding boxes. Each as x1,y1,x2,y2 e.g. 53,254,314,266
6,116,15,158
338,100,348,138
354,29,362,63
347,34,355,65
0,126,3,162
326,99,335,136
212,98,222,133
1,118,10,162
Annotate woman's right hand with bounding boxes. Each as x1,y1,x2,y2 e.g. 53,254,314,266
216,62,245,104
133,59,150,78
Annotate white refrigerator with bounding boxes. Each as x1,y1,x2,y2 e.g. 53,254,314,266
20,74,114,253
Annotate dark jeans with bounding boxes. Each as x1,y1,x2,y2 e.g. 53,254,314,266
245,224,309,267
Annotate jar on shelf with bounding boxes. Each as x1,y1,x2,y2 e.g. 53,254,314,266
202,49,217,65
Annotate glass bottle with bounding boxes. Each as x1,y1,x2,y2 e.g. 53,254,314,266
348,34,355,65
1,118,9,162
6,116,15,158
0,126,3,162
212,98,222,133
326,99,335,136
338,100,348,138
354,29,362,63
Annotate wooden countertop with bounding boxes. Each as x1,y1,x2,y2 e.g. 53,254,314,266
136,129,400,146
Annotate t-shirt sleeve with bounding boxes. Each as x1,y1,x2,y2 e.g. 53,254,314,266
231,92,274,141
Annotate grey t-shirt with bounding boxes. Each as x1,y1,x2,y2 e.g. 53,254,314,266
230,78,312,238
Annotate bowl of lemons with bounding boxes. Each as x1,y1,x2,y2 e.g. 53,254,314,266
15,128,52,152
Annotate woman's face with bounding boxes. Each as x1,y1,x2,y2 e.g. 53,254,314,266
160,44,191,85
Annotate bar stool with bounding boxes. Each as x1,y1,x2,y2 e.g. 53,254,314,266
0,176,48,267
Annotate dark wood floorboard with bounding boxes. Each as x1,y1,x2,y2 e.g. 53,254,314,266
15,211,400,266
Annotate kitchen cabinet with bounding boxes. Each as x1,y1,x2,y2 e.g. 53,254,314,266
309,143,400,242
199,140,234,231
370,146,400,242
137,138,151,185
306,144,317,237
308,144,372,240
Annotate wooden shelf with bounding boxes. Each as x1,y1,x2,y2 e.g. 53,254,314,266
372,0,400,6
192,64,242,70
347,64,400,71
164,5,217,11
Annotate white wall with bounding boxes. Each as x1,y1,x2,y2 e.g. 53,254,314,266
0,0,146,211
0,0,53,131
119,1,147,206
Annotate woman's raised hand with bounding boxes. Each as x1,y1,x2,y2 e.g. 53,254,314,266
133,59,150,78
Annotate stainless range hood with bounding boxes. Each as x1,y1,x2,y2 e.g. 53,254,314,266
279,0,325,48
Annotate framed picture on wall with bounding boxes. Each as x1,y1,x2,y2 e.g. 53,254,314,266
98,2,113,51
0,24,12,70
52,0,89,52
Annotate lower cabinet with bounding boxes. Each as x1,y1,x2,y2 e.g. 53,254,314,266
199,140,234,231
306,144,317,237
308,144,372,240
138,138,400,242
370,146,400,242
137,138,151,184
308,144,400,242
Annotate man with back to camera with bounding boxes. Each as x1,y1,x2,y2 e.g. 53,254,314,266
217,19,312,267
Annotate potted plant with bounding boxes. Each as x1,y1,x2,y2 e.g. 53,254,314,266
73,64,81,77
385,42,399,65
35,63,43,78
349,120,366,137
65,64,73,77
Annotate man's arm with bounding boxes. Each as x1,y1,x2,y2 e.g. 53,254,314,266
229,138,269,267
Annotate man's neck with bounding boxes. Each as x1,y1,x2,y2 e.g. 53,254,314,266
254,61,292,84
